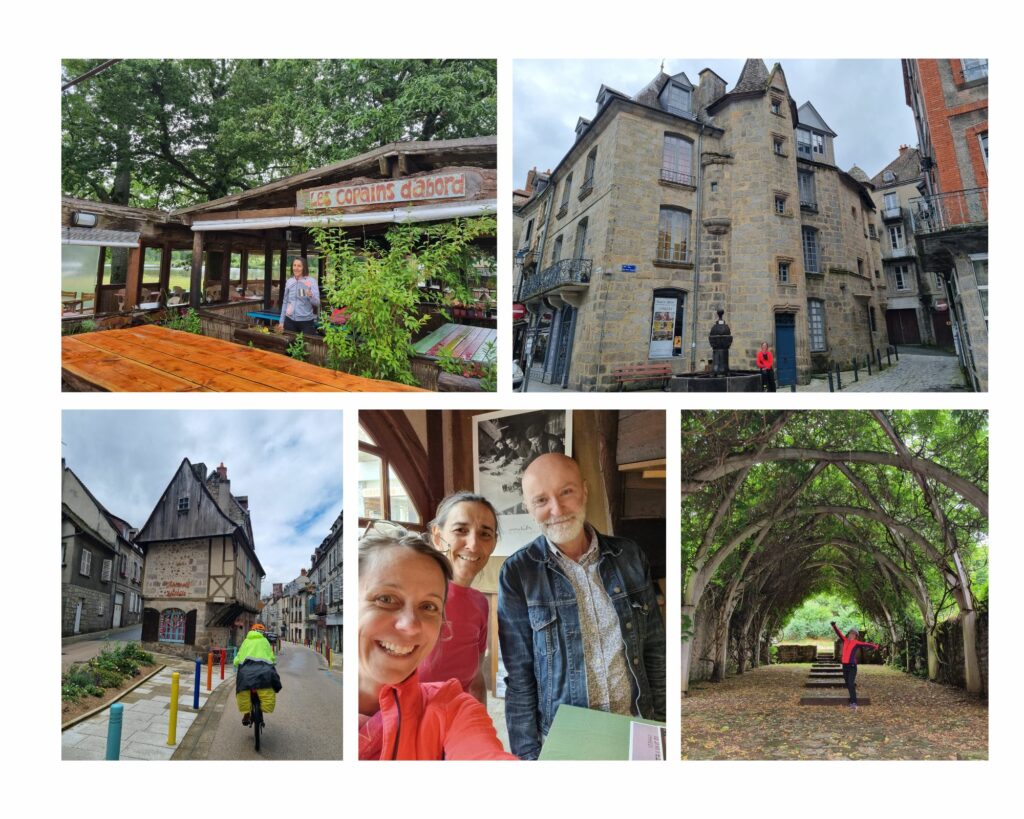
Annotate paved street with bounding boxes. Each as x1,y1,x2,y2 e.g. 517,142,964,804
62,624,143,671
522,349,968,393
796,349,968,392
184,642,341,760
62,650,227,760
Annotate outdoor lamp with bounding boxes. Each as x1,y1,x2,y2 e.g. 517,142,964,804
71,211,98,228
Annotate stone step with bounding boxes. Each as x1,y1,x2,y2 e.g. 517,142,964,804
799,697,871,706
809,672,844,677
811,664,841,668
805,681,846,688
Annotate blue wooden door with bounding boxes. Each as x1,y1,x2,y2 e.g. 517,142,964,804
775,313,797,386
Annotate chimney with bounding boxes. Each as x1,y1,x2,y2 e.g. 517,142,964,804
899,144,910,154
236,495,248,512
696,68,727,119
300,568,307,576
217,462,227,480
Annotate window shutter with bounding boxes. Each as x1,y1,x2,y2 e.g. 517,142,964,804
120,555,127,577
80,550,92,576
102,559,113,582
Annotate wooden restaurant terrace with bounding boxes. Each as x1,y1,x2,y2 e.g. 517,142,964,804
61,137,497,392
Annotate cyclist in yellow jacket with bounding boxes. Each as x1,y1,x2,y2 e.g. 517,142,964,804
234,624,278,725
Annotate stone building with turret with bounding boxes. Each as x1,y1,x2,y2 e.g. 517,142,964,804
514,59,888,389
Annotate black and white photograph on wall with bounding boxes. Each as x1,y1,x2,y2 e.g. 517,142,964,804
473,409,571,556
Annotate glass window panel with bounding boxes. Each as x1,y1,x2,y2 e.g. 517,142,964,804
358,450,384,520
358,425,376,445
388,467,419,524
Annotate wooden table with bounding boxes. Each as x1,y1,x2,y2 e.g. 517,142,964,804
62,325,425,392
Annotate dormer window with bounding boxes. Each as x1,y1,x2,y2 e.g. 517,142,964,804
796,128,825,158
882,170,896,184
665,83,691,116
770,97,783,116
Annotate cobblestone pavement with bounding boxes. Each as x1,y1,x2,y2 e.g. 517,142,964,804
796,350,968,392
62,653,232,760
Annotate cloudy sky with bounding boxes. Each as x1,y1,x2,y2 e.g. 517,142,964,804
62,410,342,593
514,59,918,187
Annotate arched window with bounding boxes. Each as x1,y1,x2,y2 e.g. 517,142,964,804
159,608,186,643
358,423,424,530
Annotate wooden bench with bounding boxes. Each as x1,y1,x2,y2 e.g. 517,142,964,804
611,364,672,391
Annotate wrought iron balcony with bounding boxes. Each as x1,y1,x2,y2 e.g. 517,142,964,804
655,246,693,265
520,258,592,301
909,187,987,235
886,244,916,259
660,168,696,187
882,206,903,221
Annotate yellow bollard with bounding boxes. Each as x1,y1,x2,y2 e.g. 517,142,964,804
167,671,180,746
207,652,213,691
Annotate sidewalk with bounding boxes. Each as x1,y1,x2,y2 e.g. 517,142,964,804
795,350,967,392
62,652,234,760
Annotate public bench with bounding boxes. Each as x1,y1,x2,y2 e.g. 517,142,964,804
611,363,672,391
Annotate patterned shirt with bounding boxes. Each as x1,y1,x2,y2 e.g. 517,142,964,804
547,526,633,715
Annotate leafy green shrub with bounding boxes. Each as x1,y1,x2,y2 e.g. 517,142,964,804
310,215,496,385
286,332,309,362
164,307,201,334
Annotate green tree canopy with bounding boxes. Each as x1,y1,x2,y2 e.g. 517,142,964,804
62,59,497,209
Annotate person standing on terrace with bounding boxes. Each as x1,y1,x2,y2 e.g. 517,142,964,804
279,257,320,335
831,620,882,710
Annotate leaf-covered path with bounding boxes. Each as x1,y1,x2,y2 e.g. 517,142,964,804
681,664,987,760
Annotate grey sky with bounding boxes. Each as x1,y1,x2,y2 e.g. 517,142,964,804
514,59,918,188
62,410,342,594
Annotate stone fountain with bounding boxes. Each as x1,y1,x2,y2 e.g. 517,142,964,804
669,308,762,392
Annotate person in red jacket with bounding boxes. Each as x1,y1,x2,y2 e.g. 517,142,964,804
831,621,881,710
756,342,776,392
358,525,516,760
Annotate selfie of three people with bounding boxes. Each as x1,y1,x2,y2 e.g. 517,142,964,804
358,410,667,760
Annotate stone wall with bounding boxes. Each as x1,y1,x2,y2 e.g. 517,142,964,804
934,610,989,694
62,583,112,637
776,644,817,663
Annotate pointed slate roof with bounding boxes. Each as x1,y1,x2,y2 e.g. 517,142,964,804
733,59,770,93
869,147,922,188
797,101,837,136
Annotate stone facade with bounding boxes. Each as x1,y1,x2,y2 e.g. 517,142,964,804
515,61,889,390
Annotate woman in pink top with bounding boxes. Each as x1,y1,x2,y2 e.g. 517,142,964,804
418,492,500,704
831,620,881,710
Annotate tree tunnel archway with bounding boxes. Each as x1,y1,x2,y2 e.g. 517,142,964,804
681,411,988,695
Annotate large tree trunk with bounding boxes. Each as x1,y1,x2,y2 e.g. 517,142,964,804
926,628,939,681
681,603,696,695
960,608,982,694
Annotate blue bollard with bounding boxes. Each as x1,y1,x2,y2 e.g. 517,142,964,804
826,370,834,392
105,702,124,760
193,657,201,710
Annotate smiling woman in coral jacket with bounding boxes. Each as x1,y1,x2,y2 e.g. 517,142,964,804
358,527,516,760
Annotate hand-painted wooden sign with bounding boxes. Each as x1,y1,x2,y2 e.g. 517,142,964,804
300,173,467,210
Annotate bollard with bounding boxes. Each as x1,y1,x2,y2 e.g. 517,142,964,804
167,672,180,746
105,702,124,760
826,370,834,392
328,646,333,669
790,382,796,393
207,652,213,691
853,358,859,382
893,343,899,361
866,353,872,376
835,362,842,391
220,649,225,681
886,346,892,366
876,348,883,371
193,658,201,709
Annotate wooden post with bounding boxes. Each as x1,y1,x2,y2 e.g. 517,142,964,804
240,249,249,295
124,245,143,311
158,243,172,304
263,238,273,312
278,237,288,304
190,231,204,309
94,246,106,313
220,242,232,304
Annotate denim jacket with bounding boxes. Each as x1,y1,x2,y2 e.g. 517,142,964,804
497,530,666,759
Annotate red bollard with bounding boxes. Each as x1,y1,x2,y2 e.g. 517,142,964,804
220,649,225,680
207,652,213,691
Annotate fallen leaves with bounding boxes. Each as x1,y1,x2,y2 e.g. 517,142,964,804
681,663,987,760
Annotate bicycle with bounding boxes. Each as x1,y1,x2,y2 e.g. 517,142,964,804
249,689,265,751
